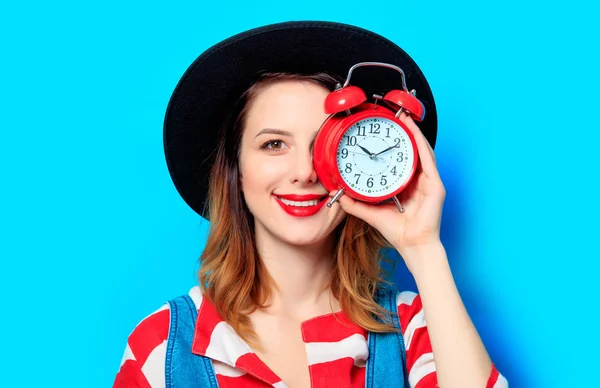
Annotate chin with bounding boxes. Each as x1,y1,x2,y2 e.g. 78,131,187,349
247,196,346,247
273,232,334,248
257,215,342,248
277,228,332,247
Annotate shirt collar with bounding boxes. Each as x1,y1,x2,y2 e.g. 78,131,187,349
191,294,283,385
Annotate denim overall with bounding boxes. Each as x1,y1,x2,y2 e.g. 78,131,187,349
165,285,409,388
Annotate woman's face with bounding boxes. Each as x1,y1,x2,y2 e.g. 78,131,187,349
239,80,346,247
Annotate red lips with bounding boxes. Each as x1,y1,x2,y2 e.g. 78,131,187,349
273,193,328,217
275,193,327,201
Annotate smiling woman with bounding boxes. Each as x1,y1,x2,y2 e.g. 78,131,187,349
113,21,508,388
238,75,347,244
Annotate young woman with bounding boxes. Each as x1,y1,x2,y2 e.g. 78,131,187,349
113,22,508,388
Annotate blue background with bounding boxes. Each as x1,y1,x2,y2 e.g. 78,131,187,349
1,0,598,386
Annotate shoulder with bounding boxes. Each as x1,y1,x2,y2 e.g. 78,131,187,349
388,291,438,386
392,289,425,337
114,287,203,387
376,283,424,336
124,286,203,349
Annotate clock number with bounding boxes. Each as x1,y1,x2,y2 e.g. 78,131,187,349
357,126,366,136
380,175,387,186
367,177,374,188
386,128,391,138
345,136,357,146
354,174,361,184
397,152,404,162
394,138,401,146
390,166,397,175
345,163,352,173
369,123,380,134
341,148,348,159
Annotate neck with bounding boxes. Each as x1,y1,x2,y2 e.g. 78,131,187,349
254,226,338,317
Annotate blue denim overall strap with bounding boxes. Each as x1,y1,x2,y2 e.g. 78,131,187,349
165,294,219,388
365,284,410,388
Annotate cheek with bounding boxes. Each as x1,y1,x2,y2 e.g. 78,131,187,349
330,206,347,228
240,154,289,193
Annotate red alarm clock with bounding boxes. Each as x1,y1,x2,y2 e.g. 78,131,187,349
313,62,425,213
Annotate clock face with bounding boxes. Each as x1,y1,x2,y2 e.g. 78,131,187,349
336,117,415,197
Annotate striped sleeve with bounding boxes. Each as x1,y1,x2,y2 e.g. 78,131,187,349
396,291,508,388
113,304,170,388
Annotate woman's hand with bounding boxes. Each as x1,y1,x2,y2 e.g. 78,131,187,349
331,112,446,271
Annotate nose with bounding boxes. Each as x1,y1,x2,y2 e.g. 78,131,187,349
290,149,318,185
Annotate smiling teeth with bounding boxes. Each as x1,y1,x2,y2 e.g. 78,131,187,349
278,198,320,207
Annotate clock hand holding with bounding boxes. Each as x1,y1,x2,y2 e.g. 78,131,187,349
332,117,496,388
328,113,446,274
334,115,498,387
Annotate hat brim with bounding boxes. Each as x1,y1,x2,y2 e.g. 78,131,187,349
164,21,438,218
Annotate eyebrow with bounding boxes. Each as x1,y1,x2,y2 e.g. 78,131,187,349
254,128,294,138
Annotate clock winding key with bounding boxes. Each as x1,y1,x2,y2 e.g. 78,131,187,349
327,189,345,208
392,196,405,213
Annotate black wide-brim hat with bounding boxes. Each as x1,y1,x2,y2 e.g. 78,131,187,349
164,21,437,218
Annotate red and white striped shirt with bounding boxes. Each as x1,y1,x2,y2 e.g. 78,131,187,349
113,286,507,387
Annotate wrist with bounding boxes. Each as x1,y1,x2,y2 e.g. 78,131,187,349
397,240,449,277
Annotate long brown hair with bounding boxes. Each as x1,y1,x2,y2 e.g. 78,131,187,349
199,72,398,346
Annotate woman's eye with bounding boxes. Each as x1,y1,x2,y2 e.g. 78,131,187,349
261,140,287,151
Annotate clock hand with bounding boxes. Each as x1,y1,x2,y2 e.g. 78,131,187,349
344,150,371,157
374,143,400,156
357,145,376,159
